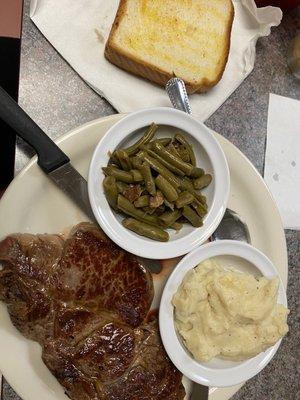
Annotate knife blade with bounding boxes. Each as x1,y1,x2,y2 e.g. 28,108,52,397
49,162,94,220
190,383,209,400
0,85,94,220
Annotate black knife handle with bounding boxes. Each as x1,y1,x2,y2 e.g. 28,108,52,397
0,86,69,173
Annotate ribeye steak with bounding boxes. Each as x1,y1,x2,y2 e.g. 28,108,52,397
0,222,185,399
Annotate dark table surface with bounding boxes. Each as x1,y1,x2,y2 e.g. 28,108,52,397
1,1,299,399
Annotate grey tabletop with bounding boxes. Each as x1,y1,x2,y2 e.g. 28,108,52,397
1,1,300,400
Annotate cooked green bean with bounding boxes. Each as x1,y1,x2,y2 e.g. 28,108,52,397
117,195,159,226
108,151,121,167
183,205,203,227
179,177,207,206
167,143,181,158
175,133,196,166
116,180,128,193
103,176,118,209
134,195,150,208
142,153,180,189
142,206,156,215
149,138,172,147
175,191,194,208
170,222,183,231
122,218,169,242
115,149,132,171
141,147,185,176
155,175,179,202
193,174,212,190
190,167,205,178
140,162,156,196
159,209,181,227
153,142,194,176
192,200,207,217
102,166,134,183
130,169,143,182
172,142,189,162
122,123,158,155
195,193,207,207
131,156,143,169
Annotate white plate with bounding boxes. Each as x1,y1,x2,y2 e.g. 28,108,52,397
159,240,287,387
0,114,287,400
88,107,230,259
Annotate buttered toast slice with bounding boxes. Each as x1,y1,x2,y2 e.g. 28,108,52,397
105,0,234,93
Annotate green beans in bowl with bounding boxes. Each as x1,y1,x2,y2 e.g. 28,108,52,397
88,107,230,259
102,123,212,242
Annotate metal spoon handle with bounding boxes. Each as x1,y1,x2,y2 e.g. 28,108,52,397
165,78,192,114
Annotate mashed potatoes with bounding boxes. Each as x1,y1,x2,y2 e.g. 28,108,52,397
172,259,289,362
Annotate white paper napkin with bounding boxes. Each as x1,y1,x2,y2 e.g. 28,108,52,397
264,93,300,230
30,0,282,120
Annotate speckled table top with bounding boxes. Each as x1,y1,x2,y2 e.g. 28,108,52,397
1,1,300,400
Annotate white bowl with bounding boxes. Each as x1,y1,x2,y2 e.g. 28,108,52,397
88,107,229,259
159,240,288,387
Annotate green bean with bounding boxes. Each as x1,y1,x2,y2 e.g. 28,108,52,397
116,180,128,193
179,176,194,192
183,205,203,227
155,175,179,202
130,169,143,182
175,133,196,166
131,156,143,169
175,191,194,208
140,162,156,196
192,200,207,217
108,151,121,167
143,206,156,215
103,176,118,210
167,143,181,158
170,222,183,231
117,195,159,226
172,142,190,162
141,147,185,176
115,149,132,171
134,195,150,208
164,198,175,210
152,142,194,176
179,177,207,206
195,193,207,207
159,209,181,227
142,153,180,189
149,138,172,147
122,218,169,242
193,174,212,190
190,167,205,178
102,166,134,183
122,123,158,155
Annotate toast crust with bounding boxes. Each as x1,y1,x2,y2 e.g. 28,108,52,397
105,0,234,94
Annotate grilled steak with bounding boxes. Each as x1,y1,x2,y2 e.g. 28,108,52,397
0,223,185,400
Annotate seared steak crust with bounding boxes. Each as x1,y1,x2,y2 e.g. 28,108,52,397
0,223,184,400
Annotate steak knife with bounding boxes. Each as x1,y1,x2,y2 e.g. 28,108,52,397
0,85,94,220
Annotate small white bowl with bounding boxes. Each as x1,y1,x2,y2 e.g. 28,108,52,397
88,107,229,259
159,240,287,387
